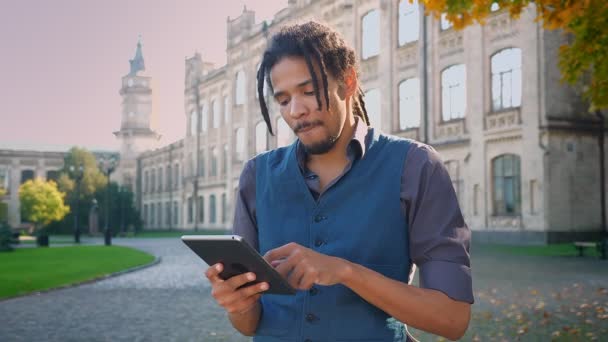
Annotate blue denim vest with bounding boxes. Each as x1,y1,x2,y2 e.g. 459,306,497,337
254,129,412,342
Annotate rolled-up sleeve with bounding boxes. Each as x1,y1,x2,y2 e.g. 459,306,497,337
232,158,259,251
401,143,474,304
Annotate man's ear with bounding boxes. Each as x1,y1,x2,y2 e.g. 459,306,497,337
338,68,358,100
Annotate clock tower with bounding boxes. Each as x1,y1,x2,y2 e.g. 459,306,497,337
114,37,161,191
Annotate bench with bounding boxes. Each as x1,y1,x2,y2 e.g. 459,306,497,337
573,241,599,257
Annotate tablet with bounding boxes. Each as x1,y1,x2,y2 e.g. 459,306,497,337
181,235,296,295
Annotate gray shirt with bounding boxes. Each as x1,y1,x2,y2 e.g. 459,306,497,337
233,118,474,304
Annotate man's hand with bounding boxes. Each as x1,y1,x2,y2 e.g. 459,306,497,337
264,242,351,290
205,263,269,315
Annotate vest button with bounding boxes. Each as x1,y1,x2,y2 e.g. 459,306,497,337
314,215,325,223
314,239,324,247
309,287,319,296
306,313,317,322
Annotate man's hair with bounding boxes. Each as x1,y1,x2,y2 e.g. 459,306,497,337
257,21,370,135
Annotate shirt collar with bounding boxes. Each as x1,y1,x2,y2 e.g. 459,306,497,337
296,116,370,171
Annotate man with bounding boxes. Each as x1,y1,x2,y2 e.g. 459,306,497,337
205,21,473,341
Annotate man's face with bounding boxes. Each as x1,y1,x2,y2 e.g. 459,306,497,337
270,56,347,155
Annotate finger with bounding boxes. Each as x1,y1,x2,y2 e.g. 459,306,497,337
264,242,298,262
229,293,262,314
273,256,297,279
225,272,257,290
222,282,267,309
205,263,224,283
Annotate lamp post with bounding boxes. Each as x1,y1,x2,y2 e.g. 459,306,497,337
69,164,84,243
99,156,118,246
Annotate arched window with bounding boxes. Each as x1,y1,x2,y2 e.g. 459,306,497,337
221,193,227,223
212,99,220,128
211,147,218,177
492,154,521,215
362,10,380,59
255,121,268,154
398,78,421,130
276,117,294,147
235,71,246,105
201,104,209,132
255,63,269,99
210,194,217,224
491,48,522,111
440,13,453,30
235,128,245,161
223,144,228,175
399,0,419,46
365,89,381,128
198,196,204,223
441,64,466,121
223,96,229,124
189,110,197,136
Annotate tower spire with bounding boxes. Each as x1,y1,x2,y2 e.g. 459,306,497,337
129,35,146,76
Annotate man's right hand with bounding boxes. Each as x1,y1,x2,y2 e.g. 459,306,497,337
205,263,269,315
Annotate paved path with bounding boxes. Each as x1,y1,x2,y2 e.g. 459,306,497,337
0,238,249,342
1,239,607,341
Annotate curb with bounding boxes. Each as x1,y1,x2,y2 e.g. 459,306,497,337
0,251,162,303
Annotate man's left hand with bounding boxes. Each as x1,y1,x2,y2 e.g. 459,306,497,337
263,242,350,290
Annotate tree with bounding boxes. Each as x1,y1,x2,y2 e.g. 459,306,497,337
19,179,70,246
420,0,608,110
94,182,143,235
57,147,107,198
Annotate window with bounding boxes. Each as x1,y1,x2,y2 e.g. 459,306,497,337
188,197,193,223
188,153,194,177
157,202,162,227
150,203,156,227
235,71,246,105
223,144,228,175
210,194,217,224
0,168,9,194
440,13,453,30
212,100,220,128
158,168,163,192
20,169,34,184
144,170,148,193
235,128,245,161
166,165,171,191
444,160,463,206
255,121,268,154
365,89,381,128
493,154,521,215
362,10,380,59
223,96,229,124
399,0,419,46
46,170,59,183
491,48,522,111
198,196,204,223
211,147,218,177
190,110,197,136
173,201,179,225
201,104,209,132
222,193,227,223
398,78,421,130
174,164,180,189
150,169,156,192
441,64,466,121
166,202,171,225
276,117,293,148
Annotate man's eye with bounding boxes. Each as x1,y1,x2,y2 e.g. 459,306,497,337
304,91,315,96
279,100,289,106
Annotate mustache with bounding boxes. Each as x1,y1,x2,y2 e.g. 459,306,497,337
293,120,323,133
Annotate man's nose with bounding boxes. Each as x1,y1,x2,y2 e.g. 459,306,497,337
289,97,307,119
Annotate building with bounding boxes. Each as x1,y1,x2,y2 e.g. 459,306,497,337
2,1,605,244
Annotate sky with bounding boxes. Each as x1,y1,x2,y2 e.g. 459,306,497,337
0,0,286,151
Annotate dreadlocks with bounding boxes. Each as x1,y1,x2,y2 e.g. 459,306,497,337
257,21,370,135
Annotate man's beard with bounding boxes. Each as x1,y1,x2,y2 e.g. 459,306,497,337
294,120,340,155
302,134,339,154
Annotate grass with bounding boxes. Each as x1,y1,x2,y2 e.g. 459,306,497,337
475,242,604,258
131,229,230,238
0,245,155,300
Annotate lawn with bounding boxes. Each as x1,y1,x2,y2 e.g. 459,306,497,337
476,242,604,258
0,246,155,300
131,229,230,238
